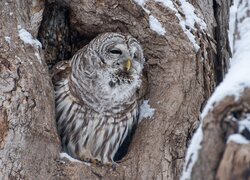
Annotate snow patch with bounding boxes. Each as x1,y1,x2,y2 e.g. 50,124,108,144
4,36,11,44
59,153,91,166
182,2,250,179
133,0,166,35
176,0,207,51
181,123,203,180
35,52,42,64
133,0,150,13
18,28,42,49
178,18,200,51
155,0,176,11
157,0,207,51
133,0,147,7
228,0,239,52
139,100,155,122
201,0,250,119
179,0,206,30
227,134,249,144
149,15,166,35
239,117,250,133
227,115,250,144
59,153,83,163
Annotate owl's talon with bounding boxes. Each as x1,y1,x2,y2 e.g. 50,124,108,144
89,159,102,165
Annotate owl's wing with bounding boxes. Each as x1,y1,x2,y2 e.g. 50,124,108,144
50,60,71,84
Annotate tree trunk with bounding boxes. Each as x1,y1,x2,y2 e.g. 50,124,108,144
183,0,250,180
189,89,250,180
0,0,60,179
0,0,230,179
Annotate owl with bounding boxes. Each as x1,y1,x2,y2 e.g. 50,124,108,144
52,32,145,166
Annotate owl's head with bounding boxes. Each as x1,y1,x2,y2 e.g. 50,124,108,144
70,33,145,109
88,33,145,88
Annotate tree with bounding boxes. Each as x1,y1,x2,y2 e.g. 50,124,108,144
182,0,250,179
0,0,230,179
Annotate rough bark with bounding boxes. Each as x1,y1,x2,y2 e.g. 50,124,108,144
0,0,60,179
213,0,232,83
217,142,250,180
0,0,230,179
38,0,72,67
190,1,250,180
191,89,250,180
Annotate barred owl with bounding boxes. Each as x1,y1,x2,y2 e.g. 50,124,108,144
53,33,145,166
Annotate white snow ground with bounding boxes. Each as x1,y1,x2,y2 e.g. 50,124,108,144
181,0,250,179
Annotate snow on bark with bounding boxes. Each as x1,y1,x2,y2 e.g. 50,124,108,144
0,0,220,179
201,0,250,119
227,134,249,144
133,0,166,35
60,153,86,164
18,28,42,49
182,1,250,179
149,15,166,35
4,36,11,44
155,0,207,51
133,0,207,44
139,100,155,122
18,28,43,64
181,123,203,180
227,114,250,144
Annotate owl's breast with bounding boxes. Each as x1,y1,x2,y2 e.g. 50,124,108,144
68,66,141,113
97,76,139,105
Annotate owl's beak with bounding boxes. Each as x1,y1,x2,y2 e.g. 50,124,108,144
125,59,132,72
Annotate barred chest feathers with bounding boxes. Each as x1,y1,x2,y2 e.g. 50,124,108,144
55,77,139,164
53,32,145,165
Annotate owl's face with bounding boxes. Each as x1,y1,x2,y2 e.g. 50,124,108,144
70,33,145,109
90,33,145,88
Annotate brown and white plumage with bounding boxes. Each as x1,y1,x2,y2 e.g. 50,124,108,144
53,33,145,165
